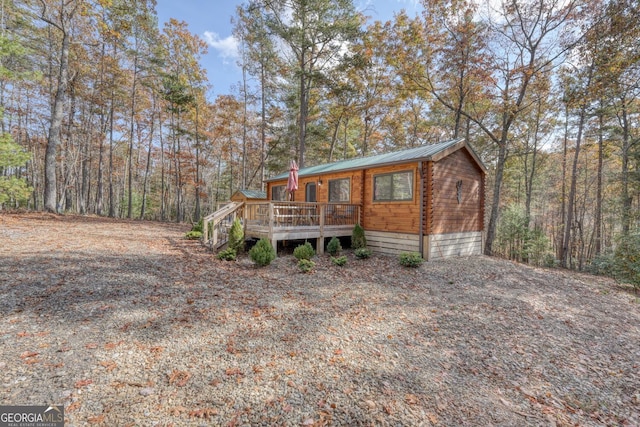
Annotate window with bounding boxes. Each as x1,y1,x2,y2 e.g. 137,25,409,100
306,182,317,202
373,170,413,201
328,178,350,202
272,185,286,201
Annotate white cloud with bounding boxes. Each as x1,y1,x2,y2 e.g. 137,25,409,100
203,31,239,61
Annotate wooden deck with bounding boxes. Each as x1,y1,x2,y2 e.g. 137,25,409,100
243,202,360,254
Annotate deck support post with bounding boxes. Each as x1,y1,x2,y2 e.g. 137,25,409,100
317,204,325,254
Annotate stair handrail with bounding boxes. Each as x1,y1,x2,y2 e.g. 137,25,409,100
202,201,245,250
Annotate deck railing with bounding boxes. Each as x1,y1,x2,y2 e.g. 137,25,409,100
202,201,244,250
244,202,360,229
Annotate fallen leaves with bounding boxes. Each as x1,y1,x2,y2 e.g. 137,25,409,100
66,401,81,413
169,406,219,420
405,394,419,405
20,350,39,359
87,414,105,424
168,370,191,387
19,350,40,365
99,360,117,372
225,367,244,376
189,407,218,419
104,340,124,350
75,379,93,388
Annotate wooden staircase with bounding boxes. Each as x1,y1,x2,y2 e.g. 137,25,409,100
202,202,244,251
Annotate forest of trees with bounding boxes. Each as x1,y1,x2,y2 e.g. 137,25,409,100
1,0,639,273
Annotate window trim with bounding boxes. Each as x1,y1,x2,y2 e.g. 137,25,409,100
328,177,351,203
373,170,414,202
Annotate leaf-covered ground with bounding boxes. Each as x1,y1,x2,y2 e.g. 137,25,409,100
1,213,639,426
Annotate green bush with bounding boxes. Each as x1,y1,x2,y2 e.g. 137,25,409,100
331,255,347,266
191,218,203,233
588,253,615,277
351,224,367,249
249,238,276,267
327,236,342,256
589,234,640,290
293,242,315,260
354,248,372,259
613,233,640,290
298,259,316,273
399,251,424,268
217,248,236,261
228,218,245,253
185,230,202,240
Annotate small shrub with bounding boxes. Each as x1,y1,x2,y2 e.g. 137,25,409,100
228,218,245,253
543,253,559,268
589,234,640,291
185,230,202,240
327,236,342,256
588,253,616,277
298,259,316,273
613,233,640,290
217,248,236,261
331,255,347,266
354,248,372,259
191,218,203,233
351,223,367,249
293,242,315,260
399,251,424,268
249,238,276,267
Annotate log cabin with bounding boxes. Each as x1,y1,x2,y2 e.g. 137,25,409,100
230,189,267,203
255,137,486,260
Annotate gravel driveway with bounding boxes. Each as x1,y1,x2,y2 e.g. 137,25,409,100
1,213,639,426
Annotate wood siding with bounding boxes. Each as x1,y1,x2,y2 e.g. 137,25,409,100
423,161,433,235
362,164,421,234
268,170,364,205
431,148,484,235
366,230,420,255
427,231,483,260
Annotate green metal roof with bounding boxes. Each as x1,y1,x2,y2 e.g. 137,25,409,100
235,189,267,199
267,138,478,182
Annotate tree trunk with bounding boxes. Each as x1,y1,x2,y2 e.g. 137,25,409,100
328,112,342,162
127,55,139,219
618,95,632,236
558,103,569,260
194,102,201,221
594,107,604,255
108,98,115,218
484,140,507,255
260,61,266,192
562,99,588,268
298,56,308,169
140,104,155,220
44,25,72,213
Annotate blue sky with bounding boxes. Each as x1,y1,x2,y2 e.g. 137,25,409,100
155,0,422,99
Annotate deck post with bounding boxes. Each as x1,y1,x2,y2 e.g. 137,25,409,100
317,204,325,254
269,203,278,254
